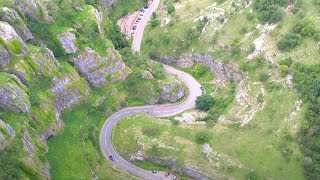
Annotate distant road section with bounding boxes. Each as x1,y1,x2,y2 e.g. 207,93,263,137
132,0,160,52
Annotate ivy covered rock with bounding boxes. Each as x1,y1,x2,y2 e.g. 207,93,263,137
0,119,15,150
1,7,33,41
160,77,185,103
57,32,78,54
0,72,30,113
0,44,11,69
69,47,131,87
0,21,28,55
16,0,53,24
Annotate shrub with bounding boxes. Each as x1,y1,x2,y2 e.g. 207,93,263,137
142,128,161,137
279,65,289,77
167,4,175,14
279,57,293,67
170,119,180,125
293,18,316,37
193,63,207,77
195,132,210,144
196,94,215,111
259,73,269,82
277,33,301,51
151,19,160,28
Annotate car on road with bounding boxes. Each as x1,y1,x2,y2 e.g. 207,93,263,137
141,8,145,13
138,17,142,20
200,86,205,94
172,176,177,180
109,155,115,161
165,172,170,177
151,170,159,173
144,5,148,9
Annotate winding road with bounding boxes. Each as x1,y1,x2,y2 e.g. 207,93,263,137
100,0,202,179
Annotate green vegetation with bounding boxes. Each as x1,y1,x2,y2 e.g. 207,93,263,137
195,94,215,111
0,38,23,54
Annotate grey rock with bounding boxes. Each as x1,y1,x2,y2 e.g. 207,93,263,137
1,7,33,41
146,96,160,105
17,0,53,24
57,32,78,54
0,21,29,55
69,47,131,87
141,70,154,79
22,130,36,156
30,47,61,75
0,73,30,113
94,8,103,35
144,157,208,180
101,0,118,7
160,79,185,102
52,71,90,120
0,119,15,150
0,44,11,69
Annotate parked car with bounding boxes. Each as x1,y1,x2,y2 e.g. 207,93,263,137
172,176,177,180
151,170,159,173
144,5,149,9
165,172,170,177
109,155,115,161
141,8,145,13
138,17,142,20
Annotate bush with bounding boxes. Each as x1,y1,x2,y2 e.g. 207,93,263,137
253,0,286,23
151,19,160,28
277,33,301,51
170,119,180,125
142,128,161,137
259,73,269,82
279,57,293,67
279,65,289,77
293,18,316,37
195,132,210,144
193,63,207,77
167,4,175,14
196,94,215,111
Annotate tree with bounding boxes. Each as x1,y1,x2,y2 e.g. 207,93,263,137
195,132,210,144
277,33,301,51
196,94,215,111
293,18,316,37
193,63,207,77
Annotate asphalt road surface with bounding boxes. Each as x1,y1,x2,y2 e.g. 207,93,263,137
132,0,160,52
100,1,202,179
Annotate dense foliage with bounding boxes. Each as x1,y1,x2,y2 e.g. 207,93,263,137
253,0,288,23
292,64,320,179
196,94,215,111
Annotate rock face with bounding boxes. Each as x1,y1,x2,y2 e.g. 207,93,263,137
0,44,11,69
154,54,242,83
1,7,33,41
17,0,53,23
58,32,78,54
0,73,30,113
144,157,208,180
141,70,154,79
0,21,29,55
69,47,131,87
0,119,15,150
30,48,61,75
160,79,185,102
52,72,90,120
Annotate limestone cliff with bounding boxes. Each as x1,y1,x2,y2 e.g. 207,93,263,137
0,119,15,150
160,78,185,103
0,72,30,113
16,0,53,23
69,47,131,87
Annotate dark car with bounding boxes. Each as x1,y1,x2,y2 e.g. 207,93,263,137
138,17,142,20
109,155,115,161
144,5,149,9
151,170,159,173
200,86,204,91
141,9,145,13
165,172,170,177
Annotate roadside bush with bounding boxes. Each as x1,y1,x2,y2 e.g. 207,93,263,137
277,33,301,51
195,132,211,144
193,63,207,77
196,94,215,111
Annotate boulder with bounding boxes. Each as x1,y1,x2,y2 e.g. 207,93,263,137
1,7,33,41
17,0,53,23
0,21,29,55
69,47,131,87
0,73,30,113
0,119,15,150
160,79,185,102
142,70,154,79
57,32,78,54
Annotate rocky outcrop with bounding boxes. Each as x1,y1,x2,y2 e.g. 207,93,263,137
143,157,209,180
0,73,30,113
69,47,131,87
16,0,53,23
94,8,103,35
101,0,118,7
58,32,78,54
160,79,185,102
0,21,29,55
0,44,11,69
153,54,242,83
0,119,15,150
30,48,61,75
52,72,90,120
1,7,33,41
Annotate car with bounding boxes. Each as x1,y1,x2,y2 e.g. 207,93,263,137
141,9,145,13
138,17,142,20
144,5,149,9
165,172,170,177
200,86,204,91
172,176,177,180
151,170,159,173
109,155,115,161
